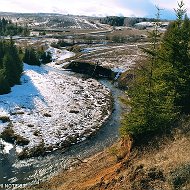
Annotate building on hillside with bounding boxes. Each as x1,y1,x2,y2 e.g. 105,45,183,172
30,31,40,36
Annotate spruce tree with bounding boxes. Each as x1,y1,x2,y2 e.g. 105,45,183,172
40,51,52,64
23,48,30,64
159,1,190,113
9,37,23,83
0,69,10,94
23,48,40,66
121,7,177,142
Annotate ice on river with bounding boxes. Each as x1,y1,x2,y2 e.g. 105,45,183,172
0,63,112,156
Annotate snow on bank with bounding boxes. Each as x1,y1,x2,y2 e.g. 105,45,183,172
47,47,75,69
47,47,75,61
0,138,13,154
0,63,112,157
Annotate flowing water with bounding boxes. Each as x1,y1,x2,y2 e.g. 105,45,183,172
0,66,123,187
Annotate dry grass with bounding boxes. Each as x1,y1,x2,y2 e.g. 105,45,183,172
76,43,146,72
27,119,190,190
107,28,148,38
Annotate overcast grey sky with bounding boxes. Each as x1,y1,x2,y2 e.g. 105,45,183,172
0,0,190,19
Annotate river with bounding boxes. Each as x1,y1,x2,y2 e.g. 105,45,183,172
0,66,123,187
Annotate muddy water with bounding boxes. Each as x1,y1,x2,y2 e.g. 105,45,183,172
0,67,123,186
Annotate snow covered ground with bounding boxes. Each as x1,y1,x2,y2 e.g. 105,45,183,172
0,49,112,158
47,47,75,69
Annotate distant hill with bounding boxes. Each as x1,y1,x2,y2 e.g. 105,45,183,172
0,12,109,30
0,12,170,30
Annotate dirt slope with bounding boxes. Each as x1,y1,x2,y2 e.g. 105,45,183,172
28,120,190,190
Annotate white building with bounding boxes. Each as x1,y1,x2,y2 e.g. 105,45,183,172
30,31,40,36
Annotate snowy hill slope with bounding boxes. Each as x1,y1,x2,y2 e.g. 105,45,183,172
32,15,109,29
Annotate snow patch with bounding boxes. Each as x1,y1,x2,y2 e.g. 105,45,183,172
0,139,14,154
0,63,112,157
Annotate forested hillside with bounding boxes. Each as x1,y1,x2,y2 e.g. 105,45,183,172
100,16,158,27
100,16,125,26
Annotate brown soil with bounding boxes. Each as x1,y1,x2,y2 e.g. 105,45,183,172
27,123,190,190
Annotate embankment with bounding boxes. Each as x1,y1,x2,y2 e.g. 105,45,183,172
63,61,116,79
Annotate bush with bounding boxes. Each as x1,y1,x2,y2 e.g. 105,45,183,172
0,115,10,123
1,127,29,145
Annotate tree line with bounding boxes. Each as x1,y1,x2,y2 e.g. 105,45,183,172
121,1,190,144
0,18,29,36
100,16,160,27
0,40,52,95
100,16,125,26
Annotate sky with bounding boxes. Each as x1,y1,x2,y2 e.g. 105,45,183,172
0,0,190,19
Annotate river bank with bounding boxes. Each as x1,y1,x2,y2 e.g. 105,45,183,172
0,47,124,185
28,118,190,190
